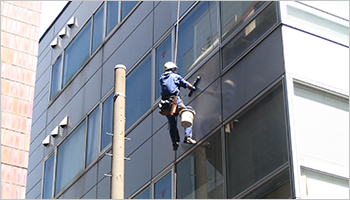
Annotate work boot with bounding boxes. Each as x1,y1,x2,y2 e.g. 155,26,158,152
172,142,179,151
184,136,196,144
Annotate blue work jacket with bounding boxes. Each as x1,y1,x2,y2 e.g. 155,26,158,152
160,71,190,97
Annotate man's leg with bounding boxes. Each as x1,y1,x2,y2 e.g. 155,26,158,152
184,124,196,144
166,115,180,150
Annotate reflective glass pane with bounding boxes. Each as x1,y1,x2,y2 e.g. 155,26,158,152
133,186,151,199
220,1,265,41
155,35,171,100
55,121,86,195
177,132,223,199
106,1,119,35
101,94,113,151
177,1,218,76
86,107,100,166
125,54,152,130
50,56,62,100
222,2,278,69
154,172,172,199
121,1,138,20
42,153,55,199
244,169,291,199
225,84,289,198
63,19,92,86
92,3,105,53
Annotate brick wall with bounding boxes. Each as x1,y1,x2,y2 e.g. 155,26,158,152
1,1,41,199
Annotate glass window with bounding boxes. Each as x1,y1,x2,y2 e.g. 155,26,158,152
106,1,119,36
55,121,86,195
283,1,349,45
86,107,100,167
177,132,224,199
50,56,63,100
125,54,152,130
101,94,113,151
225,84,289,198
222,2,278,69
133,186,151,199
155,35,172,100
301,168,349,199
92,3,105,53
154,172,172,199
293,82,349,177
220,1,265,41
121,1,138,20
42,153,55,199
177,1,218,76
63,19,92,86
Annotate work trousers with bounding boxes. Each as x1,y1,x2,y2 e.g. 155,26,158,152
165,97,193,143
166,114,193,143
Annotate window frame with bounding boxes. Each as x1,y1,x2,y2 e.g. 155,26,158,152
49,1,140,103
49,55,64,100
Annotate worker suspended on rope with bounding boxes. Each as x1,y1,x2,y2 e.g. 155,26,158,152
159,61,197,151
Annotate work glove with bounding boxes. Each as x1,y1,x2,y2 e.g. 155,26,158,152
192,86,196,91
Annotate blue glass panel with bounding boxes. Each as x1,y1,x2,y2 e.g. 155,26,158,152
101,94,113,151
133,186,150,199
55,121,86,195
121,1,138,20
155,35,171,100
86,107,100,166
92,3,105,53
154,172,172,199
106,1,119,35
50,56,62,99
63,19,92,86
42,153,55,199
177,1,218,76
125,54,152,130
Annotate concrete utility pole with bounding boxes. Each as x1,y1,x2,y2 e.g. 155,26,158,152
111,64,126,199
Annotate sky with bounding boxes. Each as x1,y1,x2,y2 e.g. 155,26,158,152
39,1,68,37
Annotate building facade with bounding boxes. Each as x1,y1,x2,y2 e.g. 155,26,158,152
26,1,349,199
1,1,41,199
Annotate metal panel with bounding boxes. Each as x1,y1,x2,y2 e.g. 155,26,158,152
152,109,167,134
47,68,101,139
97,153,112,182
30,111,47,142
152,125,175,177
32,94,48,125
26,164,43,192
124,139,152,198
125,114,152,157
27,145,44,174
96,177,111,199
35,50,52,88
25,178,42,199
81,185,97,199
222,28,285,121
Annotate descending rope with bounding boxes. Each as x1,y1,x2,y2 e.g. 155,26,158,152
174,1,181,64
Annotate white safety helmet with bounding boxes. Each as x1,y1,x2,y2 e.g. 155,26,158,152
164,61,178,71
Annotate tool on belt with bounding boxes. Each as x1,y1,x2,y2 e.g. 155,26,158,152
159,96,178,116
